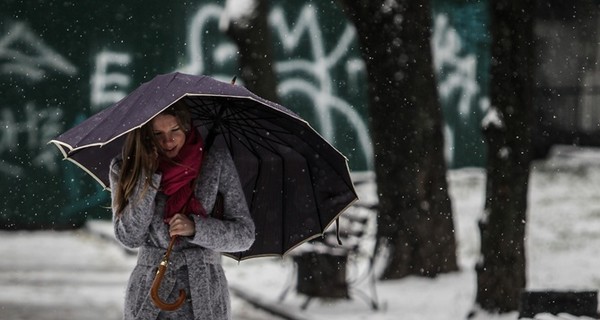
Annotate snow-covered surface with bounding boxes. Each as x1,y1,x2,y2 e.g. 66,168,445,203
224,145,600,320
1,145,599,320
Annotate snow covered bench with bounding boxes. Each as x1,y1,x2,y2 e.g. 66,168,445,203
279,175,380,310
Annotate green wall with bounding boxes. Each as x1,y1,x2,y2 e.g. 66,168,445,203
1,0,488,228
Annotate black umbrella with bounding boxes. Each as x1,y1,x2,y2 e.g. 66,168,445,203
50,72,358,261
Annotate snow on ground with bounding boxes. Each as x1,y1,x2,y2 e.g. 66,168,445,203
223,145,600,320
0,230,132,320
1,145,599,320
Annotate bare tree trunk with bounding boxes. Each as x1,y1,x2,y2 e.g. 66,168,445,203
337,0,457,279
222,0,348,298
222,0,280,103
476,0,535,312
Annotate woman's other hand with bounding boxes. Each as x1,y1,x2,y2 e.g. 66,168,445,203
168,213,196,237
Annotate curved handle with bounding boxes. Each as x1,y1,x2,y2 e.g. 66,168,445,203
150,236,187,311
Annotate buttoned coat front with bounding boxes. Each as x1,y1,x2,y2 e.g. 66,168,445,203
109,144,255,320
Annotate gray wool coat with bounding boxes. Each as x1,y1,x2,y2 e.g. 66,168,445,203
109,144,255,320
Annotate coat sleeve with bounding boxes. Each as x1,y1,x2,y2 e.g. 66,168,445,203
109,158,162,249
189,148,255,253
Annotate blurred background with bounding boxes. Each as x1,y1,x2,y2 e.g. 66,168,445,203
3,0,599,229
2,0,600,319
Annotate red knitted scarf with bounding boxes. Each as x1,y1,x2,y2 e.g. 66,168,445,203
158,128,207,222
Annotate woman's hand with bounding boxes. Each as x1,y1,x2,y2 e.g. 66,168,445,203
168,213,196,237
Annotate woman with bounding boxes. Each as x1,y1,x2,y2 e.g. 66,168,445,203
109,102,255,320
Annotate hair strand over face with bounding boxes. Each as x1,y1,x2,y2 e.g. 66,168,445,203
114,101,191,216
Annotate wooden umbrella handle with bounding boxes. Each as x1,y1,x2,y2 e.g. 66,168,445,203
150,236,187,311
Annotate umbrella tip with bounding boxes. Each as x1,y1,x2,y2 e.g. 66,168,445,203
231,76,237,85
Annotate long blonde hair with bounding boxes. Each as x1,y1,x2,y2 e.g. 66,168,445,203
114,101,191,216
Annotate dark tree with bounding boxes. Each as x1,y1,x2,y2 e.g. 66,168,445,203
222,0,280,103
337,0,457,279
475,0,535,312
222,0,344,299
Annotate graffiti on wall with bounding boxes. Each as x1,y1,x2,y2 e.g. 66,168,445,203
1,2,485,225
1,22,77,80
432,14,488,165
268,6,372,169
89,3,375,170
90,51,132,112
0,22,76,177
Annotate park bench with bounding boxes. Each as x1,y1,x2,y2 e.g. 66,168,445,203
279,174,380,310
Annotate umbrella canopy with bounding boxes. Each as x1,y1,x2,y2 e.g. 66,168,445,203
50,72,358,260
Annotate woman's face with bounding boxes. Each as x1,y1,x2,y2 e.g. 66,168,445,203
151,114,186,158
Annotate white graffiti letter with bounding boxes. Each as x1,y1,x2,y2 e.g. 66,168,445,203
0,22,77,81
90,51,131,111
0,102,63,175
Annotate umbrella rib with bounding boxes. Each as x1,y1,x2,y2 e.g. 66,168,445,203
216,104,295,253
189,97,304,152
248,101,355,194
189,100,219,120
221,118,272,257
188,98,274,155
236,103,350,237
220,123,264,212
224,108,290,253
221,108,298,152
223,103,291,156
225,118,286,155
190,95,355,255
227,114,308,250
219,101,269,211
231,115,332,245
